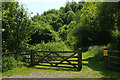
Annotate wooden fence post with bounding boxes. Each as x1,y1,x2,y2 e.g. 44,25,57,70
78,48,82,70
104,49,109,69
31,50,35,66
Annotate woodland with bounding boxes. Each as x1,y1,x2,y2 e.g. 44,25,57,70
2,1,120,74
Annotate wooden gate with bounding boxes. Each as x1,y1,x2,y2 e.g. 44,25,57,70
21,48,82,70
104,49,120,71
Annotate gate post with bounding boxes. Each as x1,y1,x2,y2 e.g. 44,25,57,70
31,50,35,66
104,49,109,69
78,48,82,70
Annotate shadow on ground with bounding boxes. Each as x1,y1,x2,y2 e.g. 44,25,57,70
82,53,120,78
31,66,81,72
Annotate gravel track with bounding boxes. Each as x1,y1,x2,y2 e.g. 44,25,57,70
3,72,75,78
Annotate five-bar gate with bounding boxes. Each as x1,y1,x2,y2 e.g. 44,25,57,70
21,48,82,70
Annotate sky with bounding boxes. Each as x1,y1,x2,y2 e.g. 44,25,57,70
18,0,81,17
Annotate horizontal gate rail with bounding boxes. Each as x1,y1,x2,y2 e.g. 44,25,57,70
35,64,76,68
25,58,78,62
36,51,77,53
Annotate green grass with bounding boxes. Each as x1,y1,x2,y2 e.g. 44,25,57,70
2,51,120,78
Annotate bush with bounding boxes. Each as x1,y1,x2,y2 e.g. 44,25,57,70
29,41,69,51
88,46,105,57
2,56,17,72
107,43,119,50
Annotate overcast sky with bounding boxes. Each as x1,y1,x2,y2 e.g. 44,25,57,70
18,0,81,17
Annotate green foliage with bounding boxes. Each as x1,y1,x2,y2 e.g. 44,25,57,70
58,21,76,40
72,2,120,47
28,20,61,44
30,9,62,44
107,43,119,50
30,1,84,47
64,2,72,13
42,9,59,16
50,18,63,31
65,11,76,24
88,46,105,57
28,23,54,44
3,1,120,53
2,1,120,72
2,56,17,72
2,2,33,55
29,41,69,51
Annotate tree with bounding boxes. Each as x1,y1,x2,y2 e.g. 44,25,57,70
64,2,72,13
28,21,55,45
2,2,33,55
72,2,120,47
65,11,76,24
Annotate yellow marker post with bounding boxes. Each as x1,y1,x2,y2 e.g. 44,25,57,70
104,50,108,56
104,49,109,69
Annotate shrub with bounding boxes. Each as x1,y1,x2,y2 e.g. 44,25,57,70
2,56,17,72
29,41,69,51
107,43,119,50
88,46,105,57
